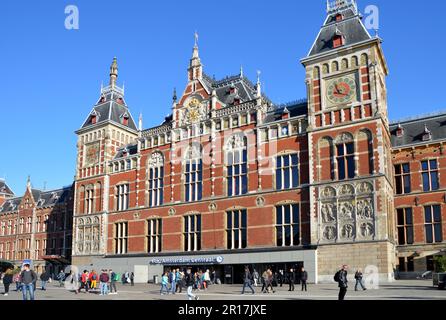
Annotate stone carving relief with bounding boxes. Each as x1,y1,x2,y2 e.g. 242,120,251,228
357,199,374,219
226,134,245,151
321,203,336,223
339,184,355,197
341,224,355,239
339,202,354,220
357,182,373,194
323,226,337,241
148,152,164,168
208,202,217,212
320,187,336,199
360,222,374,238
256,196,265,208
76,216,101,255
168,208,176,216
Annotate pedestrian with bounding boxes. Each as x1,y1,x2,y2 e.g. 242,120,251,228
204,269,211,289
278,270,284,287
287,268,295,291
175,269,183,293
40,270,50,291
334,265,349,301
14,271,22,292
79,270,89,293
253,269,259,287
57,270,65,287
185,268,199,300
211,270,216,285
355,269,367,291
3,268,13,296
267,269,275,293
169,269,177,294
109,269,118,295
300,267,308,292
261,270,268,293
99,270,109,296
20,264,37,301
160,272,169,295
130,272,134,286
241,267,255,295
89,270,98,290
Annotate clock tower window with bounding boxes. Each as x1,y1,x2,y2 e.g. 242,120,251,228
333,34,344,48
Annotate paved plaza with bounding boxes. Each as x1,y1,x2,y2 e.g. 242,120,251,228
1,280,445,301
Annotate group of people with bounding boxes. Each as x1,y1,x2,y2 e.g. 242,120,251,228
242,267,309,295
0,264,39,300
334,265,367,300
160,268,214,296
72,269,134,295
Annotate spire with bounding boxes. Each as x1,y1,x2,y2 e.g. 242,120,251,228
172,87,177,103
240,65,244,78
256,70,262,98
138,113,143,131
109,57,118,87
189,32,202,81
26,175,31,189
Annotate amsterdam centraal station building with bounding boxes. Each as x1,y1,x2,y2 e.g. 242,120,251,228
1,0,445,283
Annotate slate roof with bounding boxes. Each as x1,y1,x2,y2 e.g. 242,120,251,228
390,113,446,148
80,90,138,132
0,187,72,214
264,100,308,124
114,144,139,160
0,180,14,196
308,8,371,57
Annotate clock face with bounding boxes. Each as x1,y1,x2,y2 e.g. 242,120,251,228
326,76,357,105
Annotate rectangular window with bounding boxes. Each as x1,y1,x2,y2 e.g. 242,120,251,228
1,222,5,236
85,189,94,214
184,215,201,252
422,160,439,192
227,149,248,196
276,154,299,190
147,219,162,253
276,204,300,247
394,163,411,195
149,167,164,207
114,222,128,254
424,205,442,243
185,159,203,202
337,142,355,180
116,184,130,211
226,210,247,250
396,208,414,245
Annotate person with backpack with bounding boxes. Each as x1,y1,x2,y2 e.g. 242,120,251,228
20,264,37,301
354,269,367,291
185,268,199,300
300,267,308,292
109,269,118,295
241,267,255,295
334,265,349,300
89,270,98,290
3,268,14,296
99,270,110,296
78,270,89,293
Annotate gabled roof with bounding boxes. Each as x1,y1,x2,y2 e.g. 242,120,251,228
390,112,446,148
0,179,14,196
308,8,372,57
0,186,72,214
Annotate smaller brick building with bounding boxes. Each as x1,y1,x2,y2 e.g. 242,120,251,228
0,179,14,206
0,178,74,274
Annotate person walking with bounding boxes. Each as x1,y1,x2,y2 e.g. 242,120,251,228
241,267,255,295
40,270,50,291
287,268,295,292
253,269,259,287
20,264,37,301
185,268,199,300
99,270,109,296
267,269,275,293
79,270,89,293
109,269,118,295
301,267,308,292
175,269,183,293
130,272,134,286
204,269,211,289
160,272,169,295
57,270,65,287
335,265,349,300
355,269,367,291
261,270,268,293
2,268,13,296
14,271,22,292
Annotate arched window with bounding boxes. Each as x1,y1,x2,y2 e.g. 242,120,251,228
184,145,202,202
336,134,355,180
19,218,24,234
226,135,248,196
148,152,164,207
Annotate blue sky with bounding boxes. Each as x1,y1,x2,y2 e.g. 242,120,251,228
1,0,445,195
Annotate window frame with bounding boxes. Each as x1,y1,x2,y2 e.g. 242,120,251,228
226,210,247,250
275,204,300,247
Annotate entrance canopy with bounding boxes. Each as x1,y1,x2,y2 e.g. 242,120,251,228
42,255,70,265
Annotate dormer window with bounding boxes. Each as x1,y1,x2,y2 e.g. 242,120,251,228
229,85,236,95
90,111,99,125
335,13,344,22
234,98,241,105
422,125,432,142
99,95,106,103
121,112,130,126
396,124,404,138
117,97,124,105
282,107,290,120
333,35,344,48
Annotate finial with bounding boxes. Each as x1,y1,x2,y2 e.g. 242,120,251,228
257,70,261,85
240,65,244,78
194,31,199,48
138,113,143,131
109,57,118,87
26,175,31,189
173,87,177,102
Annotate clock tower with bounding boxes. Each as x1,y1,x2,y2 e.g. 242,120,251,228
301,0,396,282
72,58,138,266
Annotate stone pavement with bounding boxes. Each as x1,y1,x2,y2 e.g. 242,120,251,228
0,280,444,300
